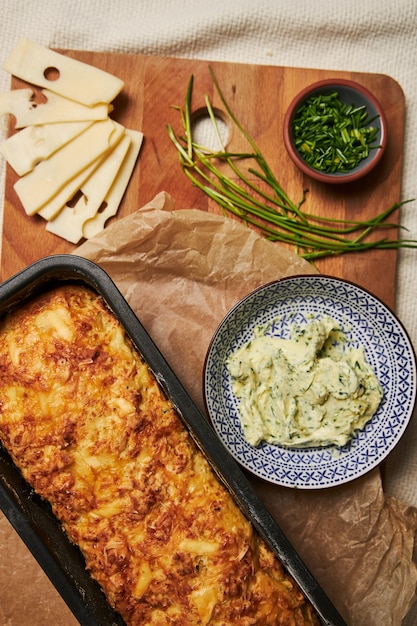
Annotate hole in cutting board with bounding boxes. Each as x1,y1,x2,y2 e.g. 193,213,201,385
191,108,230,152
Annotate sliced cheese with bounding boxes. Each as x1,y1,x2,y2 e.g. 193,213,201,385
3,38,124,106
14,119,125,216
46,133,132,243
0,120,93,176
0,89,33,130
38,153,108,222
82,129,143,239
0,89,109,130
0,40,143,243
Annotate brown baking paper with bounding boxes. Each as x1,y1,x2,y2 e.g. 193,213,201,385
75,191,417,626
1,190,416,625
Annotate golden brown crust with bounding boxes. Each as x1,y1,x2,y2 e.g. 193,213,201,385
0,284,320,625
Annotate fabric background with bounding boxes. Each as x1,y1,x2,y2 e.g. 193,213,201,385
1,1,417,623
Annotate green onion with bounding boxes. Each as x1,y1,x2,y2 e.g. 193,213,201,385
292,91,380,173
166,68,417,261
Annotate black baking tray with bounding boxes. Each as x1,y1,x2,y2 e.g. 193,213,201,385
0,254,346,626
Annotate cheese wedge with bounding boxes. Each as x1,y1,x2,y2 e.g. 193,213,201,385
3,38,124,106
0,120,93,176
14,119,124,215
0,89,109,130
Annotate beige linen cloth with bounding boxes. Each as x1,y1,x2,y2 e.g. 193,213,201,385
1,1,417,624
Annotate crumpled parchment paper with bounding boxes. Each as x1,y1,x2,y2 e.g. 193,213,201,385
73,191,417,626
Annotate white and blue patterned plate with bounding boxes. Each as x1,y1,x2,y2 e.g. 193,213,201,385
203,275,417,489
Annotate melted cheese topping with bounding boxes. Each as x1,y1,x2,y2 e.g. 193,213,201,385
0,285,319,626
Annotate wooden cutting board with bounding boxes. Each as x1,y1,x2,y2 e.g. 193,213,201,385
1,50,405,309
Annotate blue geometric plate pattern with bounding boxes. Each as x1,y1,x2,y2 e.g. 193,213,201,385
204,276,417,488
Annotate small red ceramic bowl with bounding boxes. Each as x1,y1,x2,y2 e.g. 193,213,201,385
283,78,387,184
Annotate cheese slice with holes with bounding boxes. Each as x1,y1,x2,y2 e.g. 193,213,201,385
0,89,34,130
14,119,125,215
46,133,132,243
82,129,143,240
3,38,124,106
37,153,108,222
0,89,109,129
0,120,93,176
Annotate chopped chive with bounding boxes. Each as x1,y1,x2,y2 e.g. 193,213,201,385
291,91,381,173
167,69,417,261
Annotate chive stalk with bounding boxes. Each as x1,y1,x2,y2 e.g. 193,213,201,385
167,69,416,261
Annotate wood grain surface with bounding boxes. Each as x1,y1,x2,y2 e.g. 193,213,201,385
0,50,407,626
1,50,405,310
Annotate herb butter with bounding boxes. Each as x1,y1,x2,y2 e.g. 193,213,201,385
227,315,383,448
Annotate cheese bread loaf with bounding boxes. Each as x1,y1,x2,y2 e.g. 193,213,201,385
0,284,320,625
